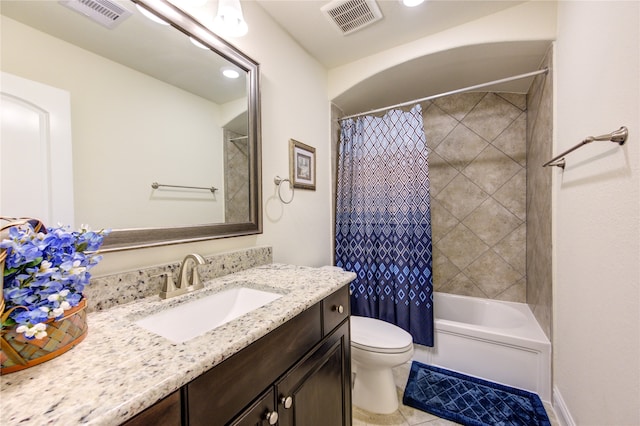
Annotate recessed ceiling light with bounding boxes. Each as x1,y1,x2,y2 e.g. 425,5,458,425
221,68,240,79
136,4,169,25
402,0,424,7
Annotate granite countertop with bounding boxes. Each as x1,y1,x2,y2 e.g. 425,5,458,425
0,264,356,425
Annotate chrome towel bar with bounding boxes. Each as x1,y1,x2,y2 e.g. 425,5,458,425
151,182,218,193
543,126,628,168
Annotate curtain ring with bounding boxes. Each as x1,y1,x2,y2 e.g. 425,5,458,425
274,176,294,204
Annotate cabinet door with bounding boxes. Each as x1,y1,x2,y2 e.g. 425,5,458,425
276,321,351,426
229,388,278,426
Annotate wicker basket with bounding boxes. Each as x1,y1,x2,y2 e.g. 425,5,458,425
0,299,88,374
0,217,89,375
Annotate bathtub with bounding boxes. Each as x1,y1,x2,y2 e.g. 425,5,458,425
413,292,551,402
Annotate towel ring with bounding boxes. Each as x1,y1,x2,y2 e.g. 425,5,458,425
274,176,294,204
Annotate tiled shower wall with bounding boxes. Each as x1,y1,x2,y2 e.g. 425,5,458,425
224,129,250,223
526,46,554,339
426,93,528,302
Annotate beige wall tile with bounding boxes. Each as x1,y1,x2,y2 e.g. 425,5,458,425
462,93,523,141
433,92,485,121
466,250,523,297
493,168,526,220
493,112,527,166
462,144,522,194
463,198,523,246
423,103,458,149
436,174,489,220
435,124,488,170
437,223,489,270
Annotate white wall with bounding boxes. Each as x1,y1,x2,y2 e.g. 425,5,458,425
88,1,333,274
554,2,640,425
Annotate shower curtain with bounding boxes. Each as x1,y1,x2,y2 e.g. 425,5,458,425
335,104,434,346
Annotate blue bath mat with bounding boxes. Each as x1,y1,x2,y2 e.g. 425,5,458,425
402,361,550,426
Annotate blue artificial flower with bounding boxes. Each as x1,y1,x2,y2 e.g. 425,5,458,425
1,222,109,338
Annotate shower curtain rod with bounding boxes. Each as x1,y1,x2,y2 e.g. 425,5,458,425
338,67,549,121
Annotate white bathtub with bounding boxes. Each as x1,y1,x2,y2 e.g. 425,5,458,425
413,292,551,402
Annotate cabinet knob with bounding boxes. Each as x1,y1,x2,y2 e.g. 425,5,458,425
264,410,279,425
280,395,293,409
334,304,344,314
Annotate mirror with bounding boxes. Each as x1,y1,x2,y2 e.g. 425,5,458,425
0,0,261,251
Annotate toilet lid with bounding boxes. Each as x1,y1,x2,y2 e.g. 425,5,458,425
350,316,413,354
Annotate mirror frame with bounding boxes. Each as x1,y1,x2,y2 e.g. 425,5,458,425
101,0,262,252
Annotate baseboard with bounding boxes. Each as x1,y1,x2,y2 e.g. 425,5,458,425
553,386,576,426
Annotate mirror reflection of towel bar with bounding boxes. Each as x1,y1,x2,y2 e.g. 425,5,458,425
151,182,218,193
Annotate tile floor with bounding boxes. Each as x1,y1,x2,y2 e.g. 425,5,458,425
352,363,560,426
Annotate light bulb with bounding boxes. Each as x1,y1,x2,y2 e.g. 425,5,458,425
213,0,248,37
402,0,424,7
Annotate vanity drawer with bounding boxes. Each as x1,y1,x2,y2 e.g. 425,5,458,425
322,286,350,335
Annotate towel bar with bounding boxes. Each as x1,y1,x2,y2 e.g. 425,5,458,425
543,126,628,168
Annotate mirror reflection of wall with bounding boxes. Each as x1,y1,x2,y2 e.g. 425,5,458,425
0,0,250,230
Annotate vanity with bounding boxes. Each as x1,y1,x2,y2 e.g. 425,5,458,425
0,261,356,425
127,285,350,426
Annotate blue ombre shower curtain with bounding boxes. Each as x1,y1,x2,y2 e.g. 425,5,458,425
335,104,434,346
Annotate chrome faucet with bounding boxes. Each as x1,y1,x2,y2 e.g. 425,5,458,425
177,253,206,292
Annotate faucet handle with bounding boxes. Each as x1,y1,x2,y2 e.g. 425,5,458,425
191,267,204,291
153,272,182,299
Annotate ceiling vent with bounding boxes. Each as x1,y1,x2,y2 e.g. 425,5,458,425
321,0,383,35
59,0,132,29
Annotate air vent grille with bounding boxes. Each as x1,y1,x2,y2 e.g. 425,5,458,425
321,0,383,35
59,0,132,29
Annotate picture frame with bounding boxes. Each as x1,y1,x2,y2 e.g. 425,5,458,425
289,139,316,190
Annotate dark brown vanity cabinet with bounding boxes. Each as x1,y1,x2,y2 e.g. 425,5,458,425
191,285,352,426
123,285,352,426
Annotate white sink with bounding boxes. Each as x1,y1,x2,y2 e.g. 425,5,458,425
135,287,282,343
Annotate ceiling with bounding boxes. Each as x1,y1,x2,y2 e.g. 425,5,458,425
255,0,552,115
256,0,527,69
3,0,553,117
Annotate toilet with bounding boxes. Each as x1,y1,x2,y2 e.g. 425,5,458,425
350,315,414,414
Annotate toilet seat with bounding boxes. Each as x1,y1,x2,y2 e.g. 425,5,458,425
351,316,413,354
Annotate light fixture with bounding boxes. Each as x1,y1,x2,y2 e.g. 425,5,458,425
221,67,240,79
213,0,248,37
135,4,169,25
401,0,424,6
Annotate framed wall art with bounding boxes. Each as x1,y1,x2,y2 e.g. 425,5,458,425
289,139,316,190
